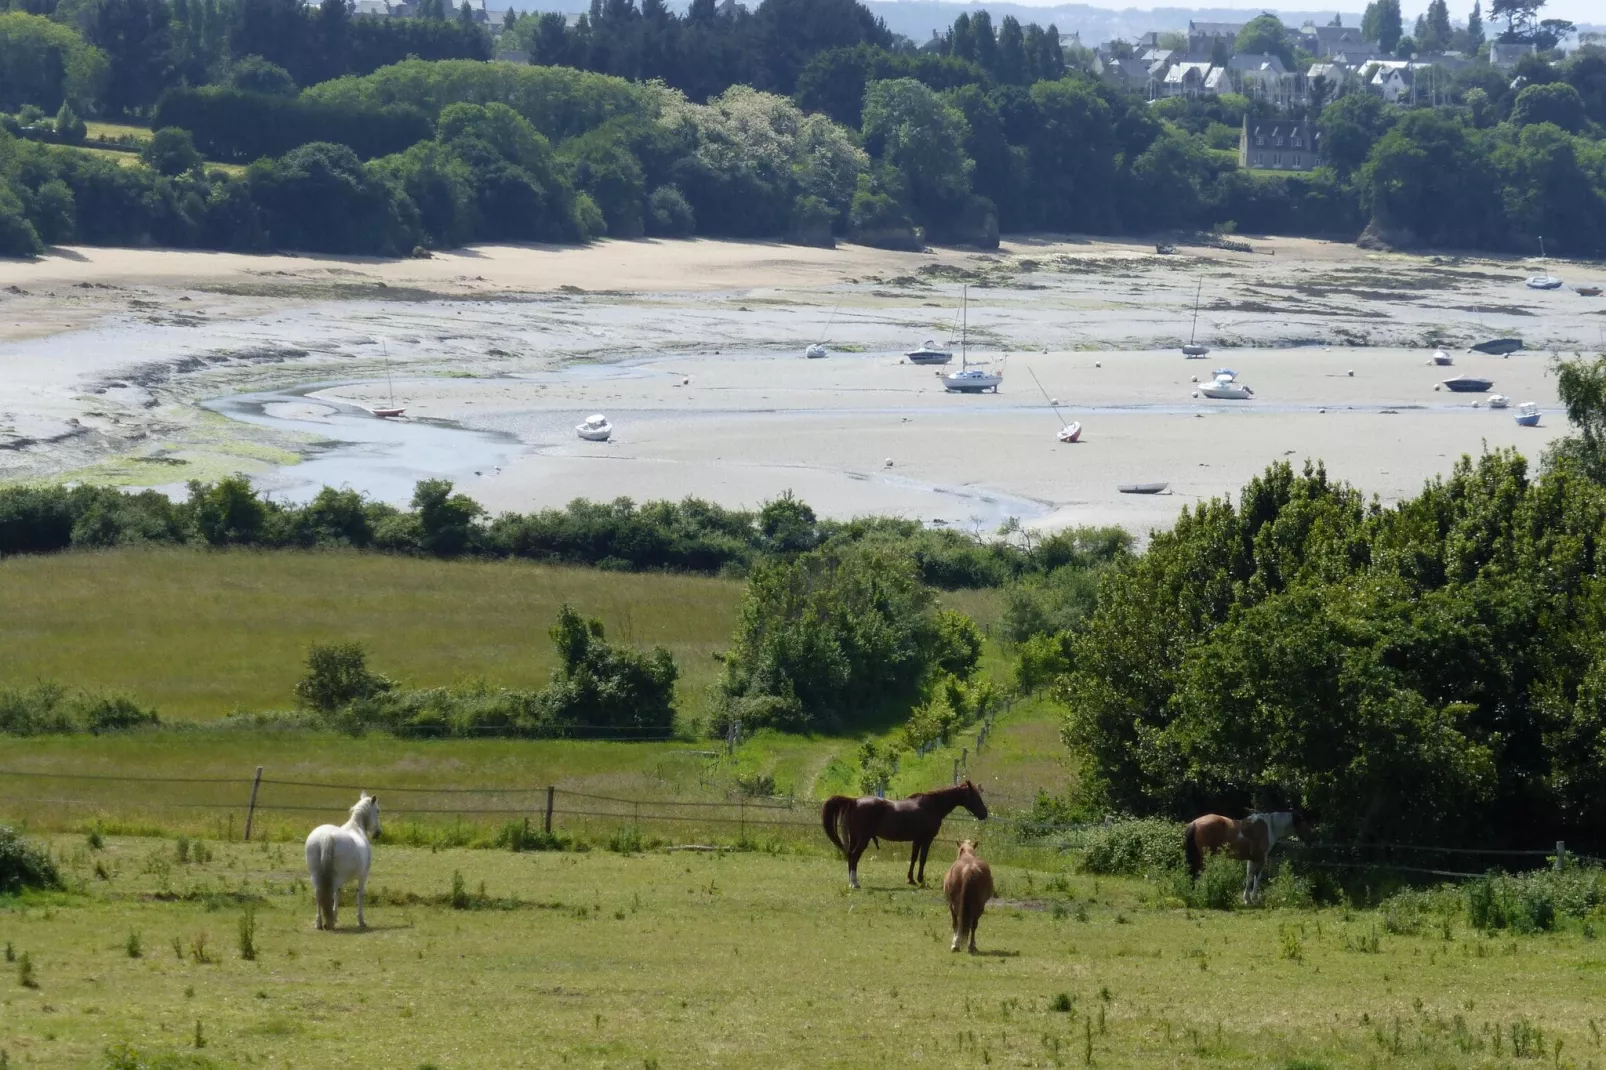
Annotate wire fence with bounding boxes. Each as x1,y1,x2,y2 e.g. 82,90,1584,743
1,766,1598,875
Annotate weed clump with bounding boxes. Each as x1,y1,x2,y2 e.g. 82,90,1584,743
237,905,257,961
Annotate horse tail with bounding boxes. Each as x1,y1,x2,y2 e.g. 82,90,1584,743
313,833,338,921
1184,822,1203,880
821,796,852,855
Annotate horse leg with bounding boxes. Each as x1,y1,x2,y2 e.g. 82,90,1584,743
907,842,920,885
916,839,932,885
312,877,325,930
356,867,369,929
847,830,863,890
949,897,961,952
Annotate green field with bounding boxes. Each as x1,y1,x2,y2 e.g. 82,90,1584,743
3,835,1601,1069
0,548,745,721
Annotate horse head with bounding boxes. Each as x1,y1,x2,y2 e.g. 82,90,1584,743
956,838,979,857
354,792,382,840
960,780,988,821
1289,808,1314,843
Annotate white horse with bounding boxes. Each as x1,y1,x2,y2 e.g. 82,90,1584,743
305,792,381,931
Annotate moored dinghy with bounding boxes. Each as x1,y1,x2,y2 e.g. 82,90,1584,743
1442,375,1493,393
1487,394,1511,409
1515,402,1541,427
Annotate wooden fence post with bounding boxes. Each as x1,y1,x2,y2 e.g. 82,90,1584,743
243,766,264,842
544,786,555,835
1556,841,1566,871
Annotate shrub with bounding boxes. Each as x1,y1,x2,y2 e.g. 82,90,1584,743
1168,851,1243,911
237,905,256,961
493,820,564,852
53,102,85,145
293,643,393,712
1078,819,1183,876
1463,868,1604,933
645,185,694,237
141,128,203,177
0,826,61,894
605,824,643,854
153,87,433,163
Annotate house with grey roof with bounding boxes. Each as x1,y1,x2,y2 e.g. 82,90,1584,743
1187,20,1245,53
1490,41,1536,68
1240,117,1320,172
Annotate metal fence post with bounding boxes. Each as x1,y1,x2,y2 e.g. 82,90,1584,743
544,786,555,835
1556,840,1566,871
243,766,264,842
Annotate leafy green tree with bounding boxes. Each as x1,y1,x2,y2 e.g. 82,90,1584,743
84,0,171,114
1466,0,1486,47
294,642,392,711
0,11,107,112
140,126,202,175
1510,80,1586,132
714,542,964,732
409,478,482,556
227,54,296,96
186,475,268,545
536,604,678,733
860,77,972,225
996,15,1026,84
1420,0,1453,50
1234,14,1293,67
1362,0,1403,51
1546,353,1606,480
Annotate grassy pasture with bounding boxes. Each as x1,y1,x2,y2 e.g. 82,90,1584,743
3,836,1603,1069
0,548,744,721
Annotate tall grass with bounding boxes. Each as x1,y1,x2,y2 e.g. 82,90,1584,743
0,548,742,721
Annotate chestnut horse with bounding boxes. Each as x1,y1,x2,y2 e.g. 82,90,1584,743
1184,810,1312,904
821,781,988,888
943,839,994,953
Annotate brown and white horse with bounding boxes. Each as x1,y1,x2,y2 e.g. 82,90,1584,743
821,781,988,888
1184,810,1312,904
943,839,994,953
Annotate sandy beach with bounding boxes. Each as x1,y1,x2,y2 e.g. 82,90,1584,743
1,235,1600,532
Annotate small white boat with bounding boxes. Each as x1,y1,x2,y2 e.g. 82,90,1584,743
1057,422,1082,443
1515,402,1541,427
941,287,1002,393
944,367,1003,393
1118,482,1169,494
1526,275,1563,290
576,414,612,441
1213,367,1238,381
1182,279,1209,358
906,340,953,365
1487,394,1510,409
1432,349,1453,366
1199,373,1252,400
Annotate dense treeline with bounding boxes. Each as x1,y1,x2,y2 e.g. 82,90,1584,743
0,0,1603,257
1058,356,1606,850
0,477,1131,590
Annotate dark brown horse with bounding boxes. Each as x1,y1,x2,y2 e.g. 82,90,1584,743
821,781,988,888
1184,810,1313,903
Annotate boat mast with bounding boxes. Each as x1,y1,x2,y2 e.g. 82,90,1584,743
385,343,397,408
1189,279,1202,345
961,285,968,369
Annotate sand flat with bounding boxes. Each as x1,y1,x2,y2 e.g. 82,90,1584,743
0,236,1599,532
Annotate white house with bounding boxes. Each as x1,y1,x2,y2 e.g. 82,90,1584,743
1162,60,1215,97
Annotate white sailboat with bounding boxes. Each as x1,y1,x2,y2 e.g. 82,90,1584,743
1182,279,1209,358
371,341,405,418
806,304,837,359
1029,368,1080,442
943,287,1003,393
